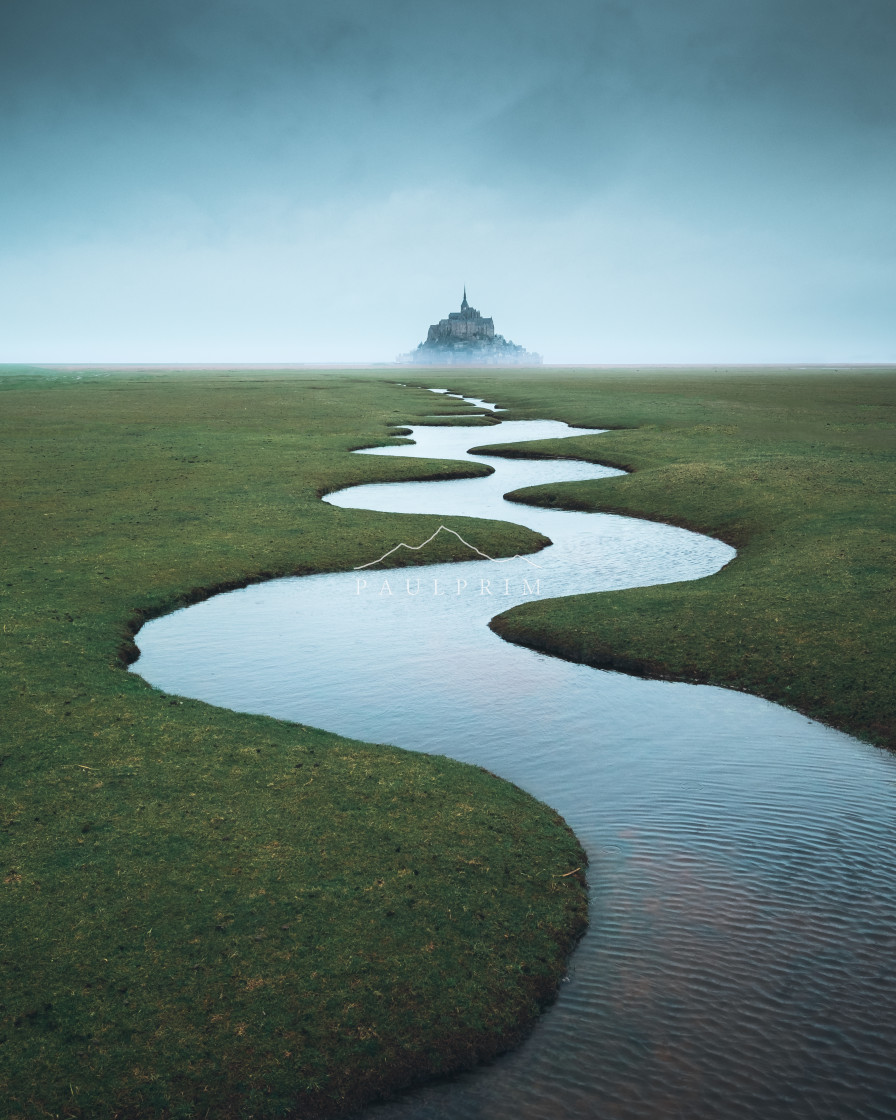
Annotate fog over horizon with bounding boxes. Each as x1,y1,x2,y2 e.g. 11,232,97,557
1,1,894,364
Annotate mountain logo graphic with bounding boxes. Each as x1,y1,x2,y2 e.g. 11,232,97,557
355,525,542,570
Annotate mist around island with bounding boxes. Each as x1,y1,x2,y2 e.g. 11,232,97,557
1,0,894,364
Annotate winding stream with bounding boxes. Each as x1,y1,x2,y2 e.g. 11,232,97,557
132,392,896,1119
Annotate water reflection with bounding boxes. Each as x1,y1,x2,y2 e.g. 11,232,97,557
132,399,896,1120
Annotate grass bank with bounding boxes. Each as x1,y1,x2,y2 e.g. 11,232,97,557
0,368,587,1119
426,366,895,749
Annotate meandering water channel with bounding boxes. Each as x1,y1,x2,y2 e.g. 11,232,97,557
133,392,896,1119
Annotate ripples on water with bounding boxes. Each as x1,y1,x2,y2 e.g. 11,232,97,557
133,393,896,1119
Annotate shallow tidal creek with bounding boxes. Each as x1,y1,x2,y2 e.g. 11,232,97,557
133,393,896,1119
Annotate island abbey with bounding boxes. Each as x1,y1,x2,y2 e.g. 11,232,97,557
403,289,541,365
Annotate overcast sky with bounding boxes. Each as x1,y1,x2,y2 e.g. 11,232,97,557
1,0,894,363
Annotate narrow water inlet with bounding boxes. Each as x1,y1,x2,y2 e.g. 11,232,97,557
132,393,896,1120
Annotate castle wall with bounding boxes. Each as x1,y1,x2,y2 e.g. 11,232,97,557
427,311,495,342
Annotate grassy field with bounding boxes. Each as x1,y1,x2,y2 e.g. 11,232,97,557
3,363,892,1118
0,368,587,1119
430,366,895,750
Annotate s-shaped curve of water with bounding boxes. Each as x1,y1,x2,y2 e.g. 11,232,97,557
133,392,896,1120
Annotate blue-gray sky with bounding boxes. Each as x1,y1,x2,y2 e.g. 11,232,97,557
1,0,894,363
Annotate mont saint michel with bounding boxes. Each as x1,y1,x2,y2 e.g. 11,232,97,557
403,290,541,365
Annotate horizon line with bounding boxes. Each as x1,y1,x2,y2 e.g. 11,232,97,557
3,362,894,372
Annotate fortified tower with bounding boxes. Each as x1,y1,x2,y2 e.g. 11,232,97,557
403,289,540,365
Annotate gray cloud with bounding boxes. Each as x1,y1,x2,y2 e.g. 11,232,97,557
1,0,893,360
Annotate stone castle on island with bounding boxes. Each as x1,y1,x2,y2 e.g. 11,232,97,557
401,289,541,365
